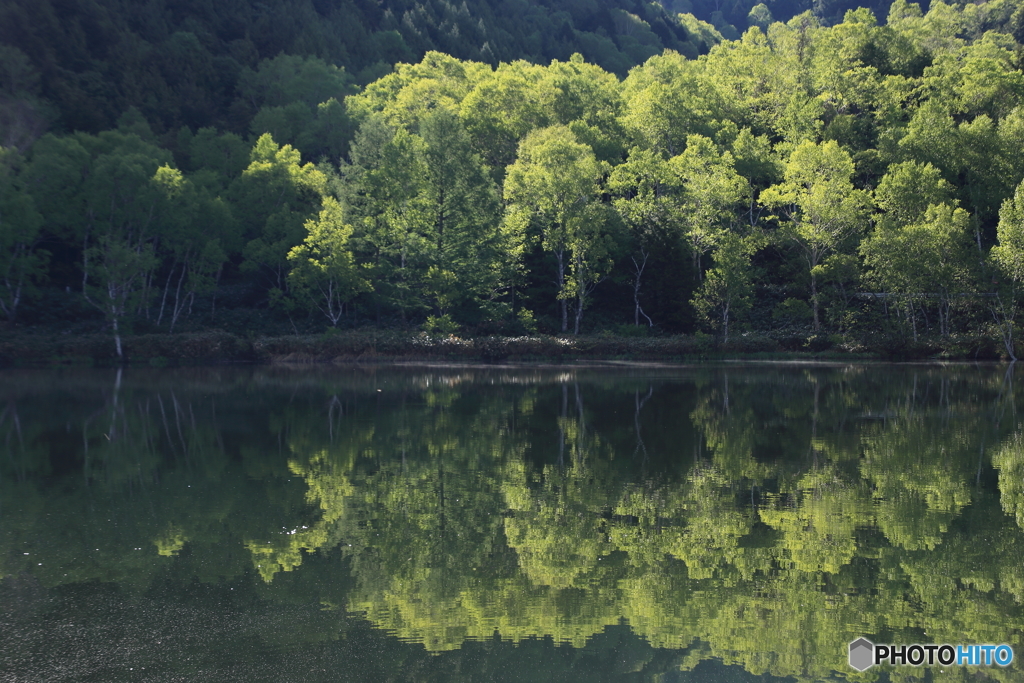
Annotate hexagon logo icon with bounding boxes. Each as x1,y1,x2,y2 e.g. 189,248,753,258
849,638,875,671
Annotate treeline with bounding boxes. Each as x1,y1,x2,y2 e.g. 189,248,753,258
0,0,914,141
6,1,1024,353
0,0,720,139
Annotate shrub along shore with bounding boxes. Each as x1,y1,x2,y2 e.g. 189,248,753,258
0,327,1011,368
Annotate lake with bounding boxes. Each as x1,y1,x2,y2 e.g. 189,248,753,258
1,363,1021,682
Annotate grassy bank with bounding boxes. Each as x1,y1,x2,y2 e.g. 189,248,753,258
0,326,1014,368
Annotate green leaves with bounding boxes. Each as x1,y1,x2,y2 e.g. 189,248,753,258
692,232,762,341
993,180,1024,283
504,125,607,333
287,197,370,326
233,133,327,292
672,134,748,269
874,160,953,225
343,110,506,325
761,140,871,330
418,108,503,312
0,147,45,322
861,203,973,336
12,9,1024,339
620,52,722,156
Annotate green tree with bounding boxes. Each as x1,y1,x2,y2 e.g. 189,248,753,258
608,147,678,327
342,116,431,321
459,60,552,173
239,53,355,113
874,161,955,227
231,133,327,299
990,180,1024,358
182,128,250,184
887,0,966,55
992,179,1024,285
83,234,158,356
349,52,490,132
671,134,748,279
540,53,626,164
701,27,808,142
692,232,762,342
20,134,92,246
620,51,722,156
504,125,608,333
286,197,370,327
418,108,504,323
747,4,773,30
861,203,974,338
0,147,46,322
919,30,1024,121
760,140,871,331
148,167,233,332
72,133,178,357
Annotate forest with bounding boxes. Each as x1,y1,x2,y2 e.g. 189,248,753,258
6,0,1024,357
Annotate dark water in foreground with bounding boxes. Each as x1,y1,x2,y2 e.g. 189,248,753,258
1,363,1022,683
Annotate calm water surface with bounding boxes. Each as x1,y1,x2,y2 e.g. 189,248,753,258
1,363,1022,682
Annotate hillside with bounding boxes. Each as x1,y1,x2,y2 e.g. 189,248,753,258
0,0,727,139
4,0,1024,360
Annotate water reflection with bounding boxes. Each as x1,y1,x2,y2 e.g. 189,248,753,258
1,364,1023,681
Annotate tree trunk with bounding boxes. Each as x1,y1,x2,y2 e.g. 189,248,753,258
810,271,820,332
0,273,22,323
112,316,123,359
632,253,653,327
169,262,188,333
574,292,584,334
992,294,1017,361
722,302,730,343
156,264,175,326
556,249,567,333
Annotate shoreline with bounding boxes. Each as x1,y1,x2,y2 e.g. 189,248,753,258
0,328,1012,368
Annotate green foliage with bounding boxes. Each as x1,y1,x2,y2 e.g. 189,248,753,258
773,297,814,325
993,179,1024,284
417,108,504,316
990,179,1024,357
0,147,45,321
504,125,608,333
287,197,370,327
233,133,327,294
423,313,460,335
692,232,762,340
5,366,1024,677
875,160,954,226
620,51,722,156
747,4,773,30
673,134,748,273
243,54,357,161
7,2,1024,344
0,0,704,140
861,203,974,337
458,59,551,171
761,140,872,331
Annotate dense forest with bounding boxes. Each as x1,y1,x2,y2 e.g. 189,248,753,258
6,0,1024,356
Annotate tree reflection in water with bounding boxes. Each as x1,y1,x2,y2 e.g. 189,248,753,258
1,364,1022,682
